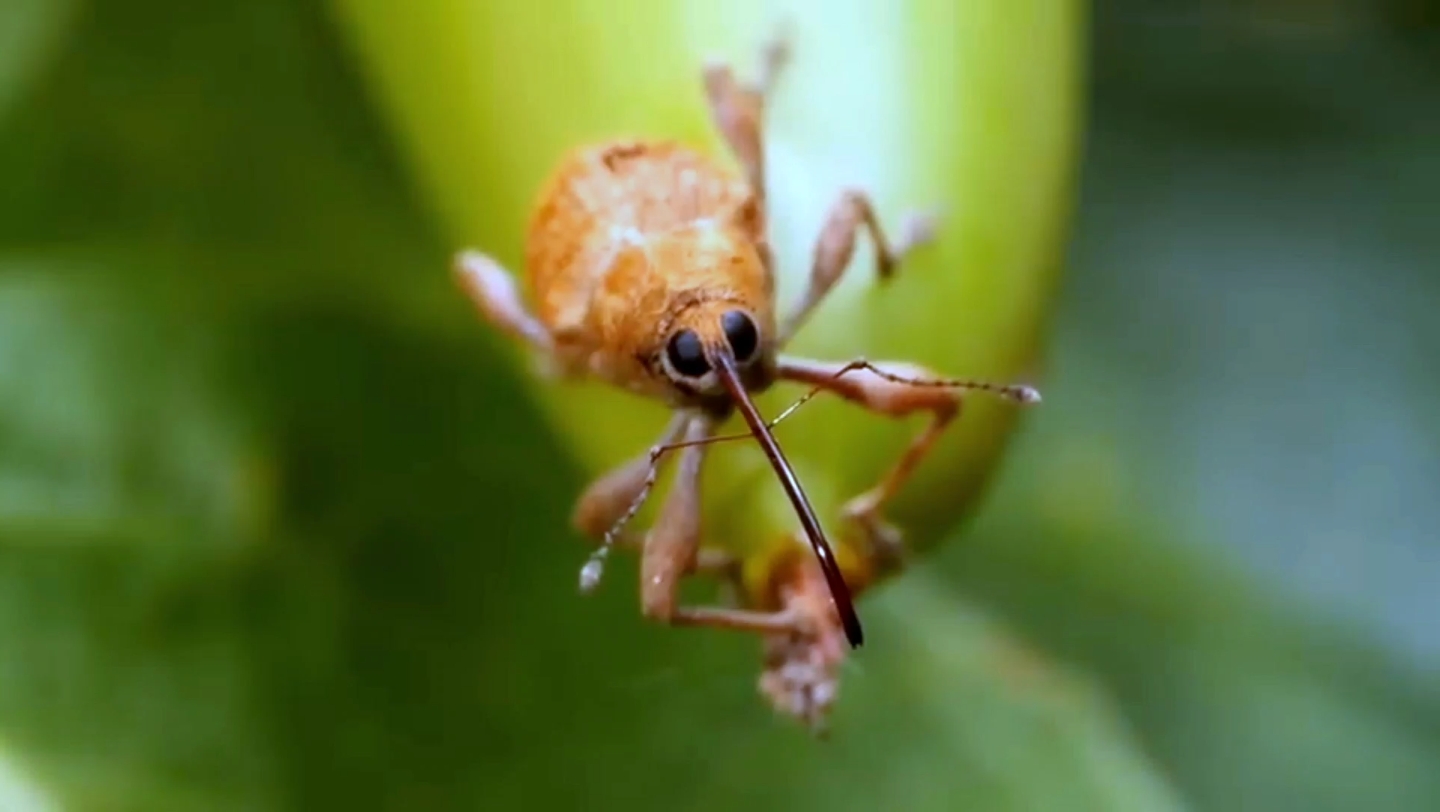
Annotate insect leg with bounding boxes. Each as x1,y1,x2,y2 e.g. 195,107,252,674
639,414,804,636
776,191,937,347
775,356,1038,575
453,250,553,352
702,28,790,200
572,412,742,593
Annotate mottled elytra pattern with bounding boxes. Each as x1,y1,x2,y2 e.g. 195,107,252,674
451,29,1039,731
526,141,756,294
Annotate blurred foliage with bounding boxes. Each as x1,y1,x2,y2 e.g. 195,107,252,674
0,1,1436,811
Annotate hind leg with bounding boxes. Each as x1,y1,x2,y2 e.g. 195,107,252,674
702,27,791,202
777,190,938,346
776,357,1039,576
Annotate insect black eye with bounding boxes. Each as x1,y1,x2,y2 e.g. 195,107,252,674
721,310,759,363
665,329,710,378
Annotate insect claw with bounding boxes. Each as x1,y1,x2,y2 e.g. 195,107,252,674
897,209,941,256
758,22,794,92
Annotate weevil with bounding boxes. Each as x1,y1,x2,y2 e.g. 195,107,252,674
455,31,1039,728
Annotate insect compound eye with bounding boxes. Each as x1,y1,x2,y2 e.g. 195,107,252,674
721,309,759,363
665,329,711,378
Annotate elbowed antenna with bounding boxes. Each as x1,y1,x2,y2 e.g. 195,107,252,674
712,353,864,648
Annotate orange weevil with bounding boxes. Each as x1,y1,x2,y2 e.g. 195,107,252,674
455,30,1039,727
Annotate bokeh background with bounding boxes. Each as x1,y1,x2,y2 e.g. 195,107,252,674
1,1,1438,810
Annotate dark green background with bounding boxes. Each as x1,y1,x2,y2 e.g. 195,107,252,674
0,1,1437,810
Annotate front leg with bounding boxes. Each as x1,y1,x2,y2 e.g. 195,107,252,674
640,415,803,636
776,356,1040,575
454,250,734,590
777,191,937,347
572,412,740,593
453,251,553,352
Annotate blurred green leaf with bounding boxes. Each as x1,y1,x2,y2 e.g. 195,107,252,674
0,0,75,122
0,262,262,545
940,421,1440,812
0,261,277,809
